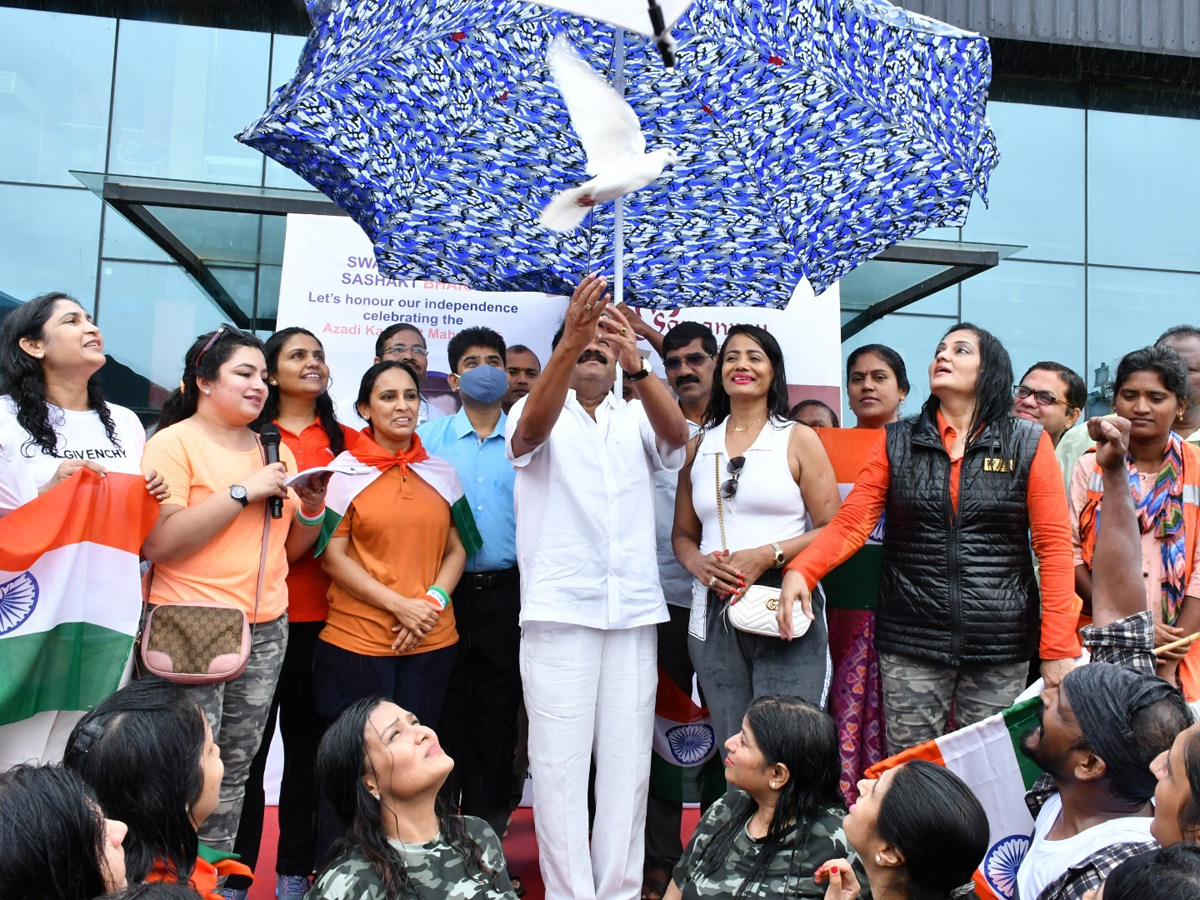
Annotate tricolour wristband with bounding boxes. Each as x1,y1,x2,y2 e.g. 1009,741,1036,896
296,505,325,527
425,585,450,610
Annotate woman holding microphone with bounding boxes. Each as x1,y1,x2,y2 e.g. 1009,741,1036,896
140,325,329,865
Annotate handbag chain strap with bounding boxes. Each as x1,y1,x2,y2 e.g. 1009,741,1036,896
715,451,727,553
250,439,272,627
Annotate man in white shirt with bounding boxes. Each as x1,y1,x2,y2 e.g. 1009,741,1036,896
506,274,688,900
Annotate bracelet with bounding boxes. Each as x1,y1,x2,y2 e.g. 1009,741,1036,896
425,585,450,610
296,505,325,526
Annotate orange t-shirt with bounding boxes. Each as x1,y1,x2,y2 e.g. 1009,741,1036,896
321,465,457,656
141,420,298,623
278,419,359,622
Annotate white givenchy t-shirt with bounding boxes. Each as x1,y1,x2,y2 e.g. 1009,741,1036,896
0,395,146,515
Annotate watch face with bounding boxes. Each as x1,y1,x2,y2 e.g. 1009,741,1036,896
231,485,248,502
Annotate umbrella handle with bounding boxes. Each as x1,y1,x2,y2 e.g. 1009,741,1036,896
646,0,676,69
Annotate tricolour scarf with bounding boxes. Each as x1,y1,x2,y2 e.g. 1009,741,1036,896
314,429,482,557
1081,431,1186,623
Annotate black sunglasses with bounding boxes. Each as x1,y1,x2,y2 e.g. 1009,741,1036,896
721,455,746,499
664,352,714,372
195,323,251,367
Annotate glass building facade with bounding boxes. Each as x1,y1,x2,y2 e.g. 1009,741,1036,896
2,3,1198,419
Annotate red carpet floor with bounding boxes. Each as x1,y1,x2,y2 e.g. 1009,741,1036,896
248,806,700,900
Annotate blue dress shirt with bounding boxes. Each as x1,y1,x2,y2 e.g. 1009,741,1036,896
418,407,517,573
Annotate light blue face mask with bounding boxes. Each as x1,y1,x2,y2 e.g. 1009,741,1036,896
457,363,509,404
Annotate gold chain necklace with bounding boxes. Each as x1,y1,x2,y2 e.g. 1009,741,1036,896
730,415,768,433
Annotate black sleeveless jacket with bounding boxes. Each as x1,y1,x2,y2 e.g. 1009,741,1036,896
875,410,1044,666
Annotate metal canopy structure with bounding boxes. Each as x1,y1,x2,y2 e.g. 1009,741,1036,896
838,237,1024,340
75,172,1021,335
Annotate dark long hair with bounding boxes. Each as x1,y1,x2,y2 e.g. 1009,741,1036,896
315,697,497,897
877,761,989,900
157,326,265,431
254,327,346,455
1178,728,1200,842
695,696,842,900
0,764,112,900
64,680,208,883
703,325,791,429
0,292,118,457
1103,843,1200,900
920,322,1016,458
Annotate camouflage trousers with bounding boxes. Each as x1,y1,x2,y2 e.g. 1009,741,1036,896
877,651,1027,756
188,614,288,855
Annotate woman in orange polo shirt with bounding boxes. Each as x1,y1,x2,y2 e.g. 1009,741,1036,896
140,326,329,864
315,360,467,730
233,327,359,900
782,324,1080,755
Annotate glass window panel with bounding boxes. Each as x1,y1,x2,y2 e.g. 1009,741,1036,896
900,285,959,318
0,184,101,311
98,261,227,411
264,34,318,191
1088,111,1200,271
256,264,282,324
962,103,1085,263
210,266,257,321
0,8,115,185
1086,266,1200,411
840,314,956,425
109,21,269,186
101,209,173,263
961,261,1086,394
149,207,263,266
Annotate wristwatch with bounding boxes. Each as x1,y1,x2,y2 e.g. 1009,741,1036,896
229,485,249,508
623,357,652,382
770,541,786,568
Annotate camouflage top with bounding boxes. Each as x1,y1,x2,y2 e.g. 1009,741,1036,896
306,816,517,900
672,791,866,900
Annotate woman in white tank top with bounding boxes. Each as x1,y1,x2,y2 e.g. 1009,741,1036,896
673,325,841,752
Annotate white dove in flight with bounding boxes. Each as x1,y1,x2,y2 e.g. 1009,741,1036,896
539,36,677,232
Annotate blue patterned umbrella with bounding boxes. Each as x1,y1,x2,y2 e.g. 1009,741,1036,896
239,0,999,309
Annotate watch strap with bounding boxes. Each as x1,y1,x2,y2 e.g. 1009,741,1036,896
624,359,652,382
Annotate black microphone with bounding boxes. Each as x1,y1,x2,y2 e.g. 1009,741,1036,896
260,424,283,519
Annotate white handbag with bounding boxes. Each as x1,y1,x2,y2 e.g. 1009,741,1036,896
714,452,810,640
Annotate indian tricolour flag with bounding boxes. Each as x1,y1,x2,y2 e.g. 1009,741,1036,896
866,696,1043,900
650,668,725,806
0,469,159,766
314,451,482,557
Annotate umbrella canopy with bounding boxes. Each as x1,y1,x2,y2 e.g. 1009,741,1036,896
239,0,999,309
524,0,692,38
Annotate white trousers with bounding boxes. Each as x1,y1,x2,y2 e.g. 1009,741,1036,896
521,621,658,900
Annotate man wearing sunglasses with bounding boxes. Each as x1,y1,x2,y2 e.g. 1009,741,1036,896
1012,361,1085,448
372,322,446,425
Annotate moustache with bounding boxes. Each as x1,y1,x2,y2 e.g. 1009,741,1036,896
675,374,700,386
578,350,609,365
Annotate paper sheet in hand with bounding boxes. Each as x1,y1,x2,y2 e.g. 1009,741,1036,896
285,464,374,489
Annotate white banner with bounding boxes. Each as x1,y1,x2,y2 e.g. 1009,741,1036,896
277,214,842,416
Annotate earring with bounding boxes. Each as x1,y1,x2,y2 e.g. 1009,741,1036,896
204,389,211,395
770,781,777,788
269,379,277,386
1178,410,1186,421
875,855,882,864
